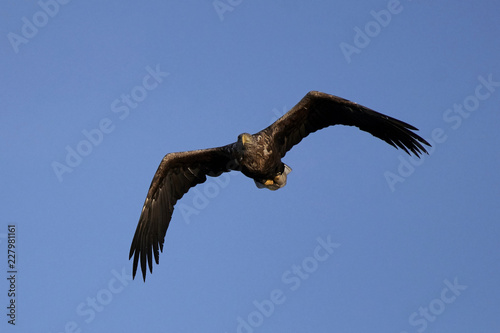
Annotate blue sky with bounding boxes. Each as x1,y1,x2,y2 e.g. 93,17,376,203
1,1,499,332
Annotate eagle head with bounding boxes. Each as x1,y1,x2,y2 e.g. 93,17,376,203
237,133,253,149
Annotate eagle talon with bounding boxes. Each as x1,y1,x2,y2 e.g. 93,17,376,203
264,179,274,186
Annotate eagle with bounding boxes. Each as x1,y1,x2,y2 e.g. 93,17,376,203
129,91,430,280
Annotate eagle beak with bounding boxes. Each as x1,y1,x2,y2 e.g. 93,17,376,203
241,133,251,146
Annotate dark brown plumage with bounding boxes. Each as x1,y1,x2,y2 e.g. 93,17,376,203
129,91,430,280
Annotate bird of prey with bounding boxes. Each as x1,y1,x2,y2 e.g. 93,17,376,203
129,91,430,280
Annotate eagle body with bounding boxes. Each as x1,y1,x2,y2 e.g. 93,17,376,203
129,91,431,280
236,132,291,190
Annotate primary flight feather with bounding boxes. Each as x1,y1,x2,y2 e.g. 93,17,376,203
129,91,430,280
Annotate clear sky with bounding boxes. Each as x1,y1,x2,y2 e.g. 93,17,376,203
1,1,499,332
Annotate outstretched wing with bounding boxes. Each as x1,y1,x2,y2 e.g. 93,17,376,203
129,145,236,281
263,91,430,158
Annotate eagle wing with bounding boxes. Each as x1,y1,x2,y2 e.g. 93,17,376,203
264,91,430,158
129,145,236,281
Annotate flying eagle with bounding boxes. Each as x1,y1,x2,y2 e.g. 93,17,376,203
129,91,430,280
